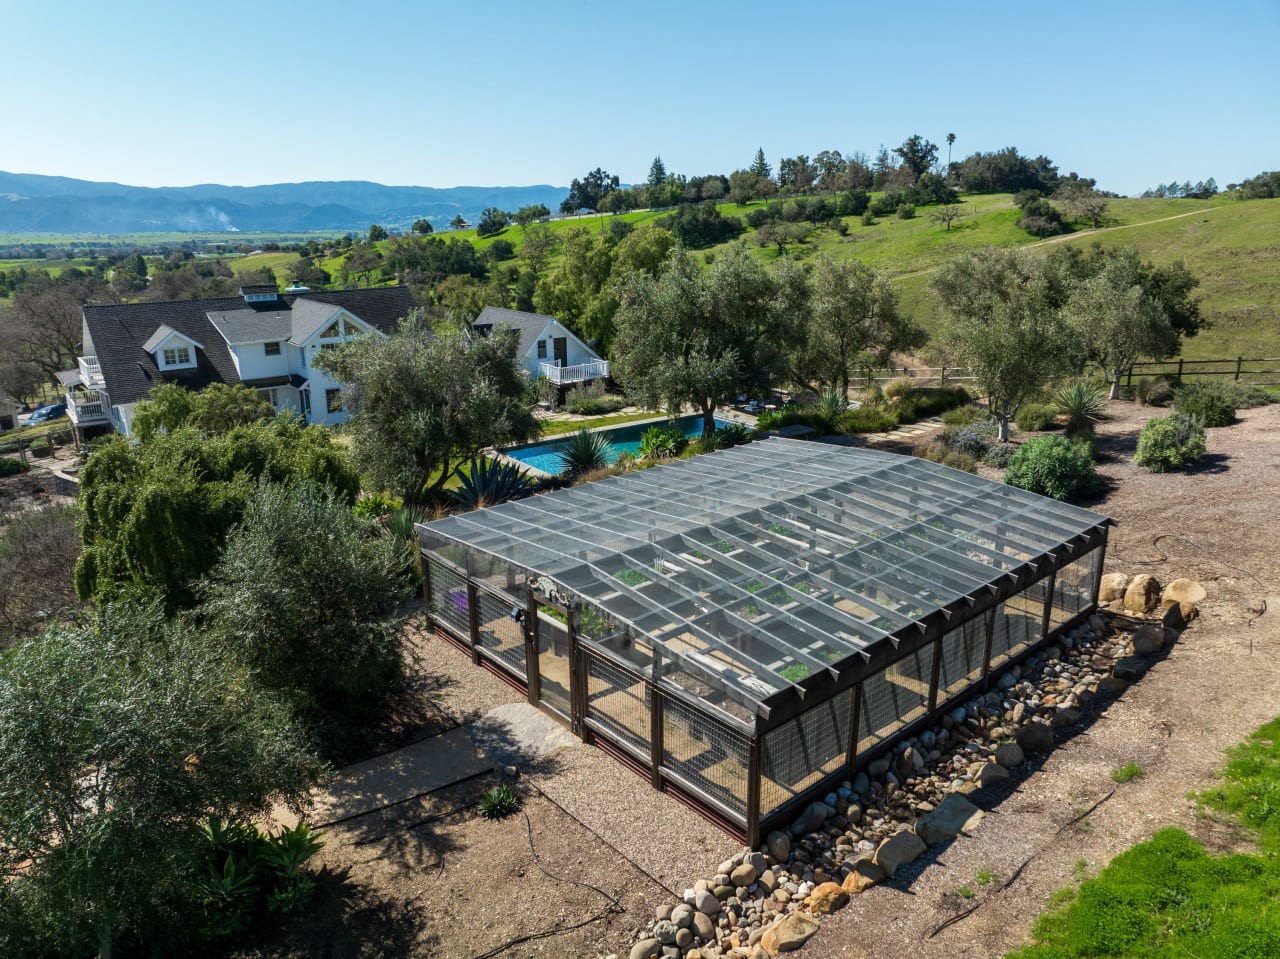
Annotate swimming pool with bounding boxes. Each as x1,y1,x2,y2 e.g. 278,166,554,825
503,414,731,475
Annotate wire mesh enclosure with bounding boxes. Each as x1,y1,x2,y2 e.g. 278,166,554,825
418,438,1110,842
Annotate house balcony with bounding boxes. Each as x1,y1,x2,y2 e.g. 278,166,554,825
66,390,110,425
78,355,106,390
539,359,609,385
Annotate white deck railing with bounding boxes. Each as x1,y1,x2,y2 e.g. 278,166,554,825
540,359,609,385
67,391,108,423
78,355,105,388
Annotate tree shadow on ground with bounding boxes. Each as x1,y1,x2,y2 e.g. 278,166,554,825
223,865,438,959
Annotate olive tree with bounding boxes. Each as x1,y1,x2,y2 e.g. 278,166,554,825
792,255,924,398
613,244,806,437
200,480,414,749
933,248,1078,442
1062,247,1176,399
0,598,325,959
313,310,538,504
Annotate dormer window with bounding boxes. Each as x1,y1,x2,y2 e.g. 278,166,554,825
163,346,191,367
143,325,202,370
240,284,279,304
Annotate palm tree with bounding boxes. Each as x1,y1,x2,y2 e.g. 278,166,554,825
946,133,956,182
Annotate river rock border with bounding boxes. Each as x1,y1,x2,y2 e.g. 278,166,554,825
609,574,1200,959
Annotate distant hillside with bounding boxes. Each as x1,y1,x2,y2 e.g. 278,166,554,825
0,172,569,234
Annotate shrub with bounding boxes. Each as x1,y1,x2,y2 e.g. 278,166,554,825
1003,435,1097,501
945,426,993,459
0,457,27,477
1133,376,1175,407
942,404,987,427
982,443,1017,469
715,422,754,448
884,377,917,400
1015,403,1058,432
913,438,978,473
1228,382,1277,408
860,382,885,407
1054,381,1107,439
838,406,899,433
860,209,876,226
813,387,851,432
902,385,970,420
897,203,916,220
638,424,688,459
1174,381,1236,427
1134,413,1207,472
563,380,627,416
353,492,395,519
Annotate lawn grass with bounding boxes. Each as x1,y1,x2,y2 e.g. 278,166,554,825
1007,718,1280,958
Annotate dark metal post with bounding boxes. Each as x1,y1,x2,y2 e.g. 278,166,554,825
1040,571,1057,642
649,685,664,790
1092,527,1111,605
1177,357,1184,380
466,580,481,665
927,637,944,712
565,610,584,738
525,591,540,706
746,737,762,848
846,681,862,770
979,607,996,685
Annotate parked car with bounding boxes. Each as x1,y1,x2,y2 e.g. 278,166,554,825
25,403,67,425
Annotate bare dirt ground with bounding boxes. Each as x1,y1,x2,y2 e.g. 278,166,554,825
241,399,1280,959
806,399,1280,958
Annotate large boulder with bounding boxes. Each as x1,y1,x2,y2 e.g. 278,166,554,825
761,913,820,955
1124,574,1161,614
730,862,757,887
841,857,885,894
995,742,1025,768
810,881,850,914
915,793,985,844
630,939,662,959
1098,572,1130,603
1161,578,1206,609
873,829,927,878
1131,623,1166,655
1015,721,1055,753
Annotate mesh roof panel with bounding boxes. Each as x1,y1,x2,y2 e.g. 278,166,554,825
420,438,1109,714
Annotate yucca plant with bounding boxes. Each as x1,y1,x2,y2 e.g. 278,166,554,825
813,387,850,434
449,457,534,510
479,783,521,820
1054,381,1107,440
558,428,615,476
387,505,429,543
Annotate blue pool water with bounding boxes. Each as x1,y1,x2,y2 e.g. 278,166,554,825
504,414,730,475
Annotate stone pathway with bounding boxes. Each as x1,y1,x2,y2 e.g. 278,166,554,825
291,702,581,829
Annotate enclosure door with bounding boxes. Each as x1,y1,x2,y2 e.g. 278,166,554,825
537,624,572,717
553,337,568,366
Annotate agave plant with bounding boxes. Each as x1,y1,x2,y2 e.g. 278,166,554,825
449,457,535,510
1054,381,1107,439
558,428,615,476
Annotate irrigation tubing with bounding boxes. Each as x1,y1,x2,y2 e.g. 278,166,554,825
466,806,623,959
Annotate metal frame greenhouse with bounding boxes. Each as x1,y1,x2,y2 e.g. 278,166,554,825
416,438,1111,843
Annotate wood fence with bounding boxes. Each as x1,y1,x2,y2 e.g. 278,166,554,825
1124,357,1280,387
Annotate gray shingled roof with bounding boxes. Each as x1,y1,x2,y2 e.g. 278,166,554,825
206,307,294,345
81,286,416,407
473,306,553,359
287,299,345,345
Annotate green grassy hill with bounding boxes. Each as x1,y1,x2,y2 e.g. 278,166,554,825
217,193,1280,361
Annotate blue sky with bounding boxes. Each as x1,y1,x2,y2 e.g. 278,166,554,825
4,0,1276,196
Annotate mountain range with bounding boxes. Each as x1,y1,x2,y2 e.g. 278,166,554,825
0,172,570,234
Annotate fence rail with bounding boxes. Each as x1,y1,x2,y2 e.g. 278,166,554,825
1125,357,1280,387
